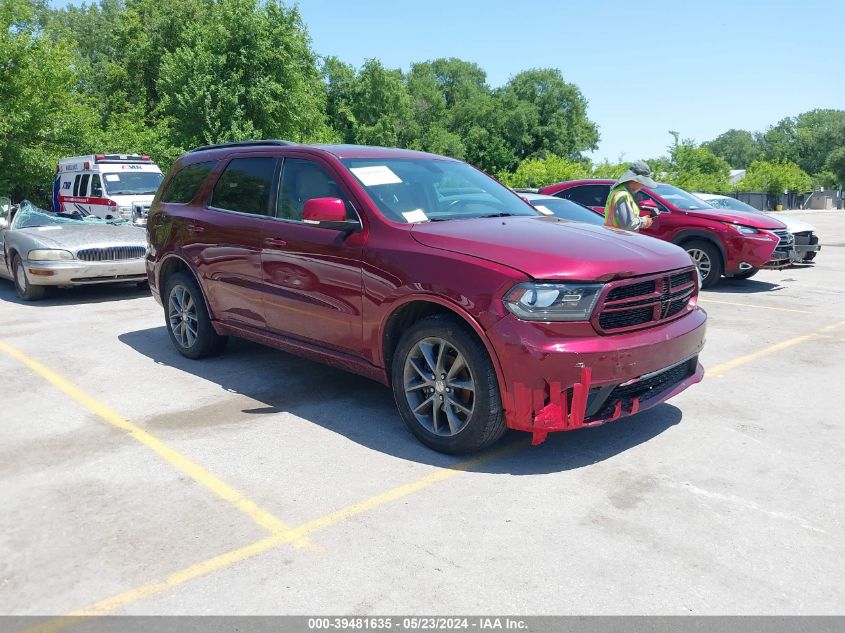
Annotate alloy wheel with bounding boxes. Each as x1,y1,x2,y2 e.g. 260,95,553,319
168,284,198,349
403,337,476,436
687,248,712,282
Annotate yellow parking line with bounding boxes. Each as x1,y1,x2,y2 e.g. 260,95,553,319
0,340,309,546
707,319,845,377
700,298,813,314
15,318,845,631
21,443,522,632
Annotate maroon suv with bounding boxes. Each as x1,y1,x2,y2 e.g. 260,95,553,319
146,141,706,453
540,179,790,288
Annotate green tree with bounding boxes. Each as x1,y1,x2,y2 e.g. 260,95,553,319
497,155,588,188
825,147,845,188
497,68,599,163
794,109,845,175
322,56,357,143
590,160,627,178
348,59,414,147
759,118,799,164
739,160,812,196
704,129,762,169
1,0,99,200
664,142,731,193
156,0,329,149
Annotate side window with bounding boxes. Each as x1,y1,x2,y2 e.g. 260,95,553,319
210,157,277,215
561,185,610,207
161,161,217,204
79,174,91,197
73,175,81,196
276,158,350,221
90,174,103,198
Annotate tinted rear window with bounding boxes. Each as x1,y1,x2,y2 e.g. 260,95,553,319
210,158,278,216
161,161,217,204
559,184,610,207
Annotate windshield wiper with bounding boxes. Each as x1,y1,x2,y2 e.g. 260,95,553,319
478,213,520,218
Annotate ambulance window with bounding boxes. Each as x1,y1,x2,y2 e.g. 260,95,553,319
73,175,81,196
91,175,103,197
161,161,217,204
79,174,91,197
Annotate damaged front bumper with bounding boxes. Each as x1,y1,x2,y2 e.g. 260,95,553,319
490,309,707,445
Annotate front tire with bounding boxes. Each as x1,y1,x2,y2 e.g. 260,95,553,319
684,240,723,289
11,255,45,301
163,271,227,359
391,314,505,454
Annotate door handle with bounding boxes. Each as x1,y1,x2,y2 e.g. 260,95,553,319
265,237,287,247
187,224,205,234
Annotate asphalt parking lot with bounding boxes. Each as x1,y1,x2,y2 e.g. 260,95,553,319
1,210,843,622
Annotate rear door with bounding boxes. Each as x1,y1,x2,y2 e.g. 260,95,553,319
166,155,280,329
260,156,365,355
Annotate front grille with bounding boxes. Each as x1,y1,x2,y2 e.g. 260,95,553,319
77,246,146,262
594,267,697,334
772,229,794,250
590,358,696,420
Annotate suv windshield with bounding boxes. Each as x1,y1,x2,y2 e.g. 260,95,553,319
341,158,538,223
652,184,714,211
705,197,761,213
102,172,163,196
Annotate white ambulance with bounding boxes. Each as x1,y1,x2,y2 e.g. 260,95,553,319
53,154,164,224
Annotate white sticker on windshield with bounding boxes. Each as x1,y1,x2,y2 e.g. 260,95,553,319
105,174,120,182
402,209,429,223
534,205,554,216
349,166,402,187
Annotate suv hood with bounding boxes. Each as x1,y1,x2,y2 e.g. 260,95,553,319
679,207,786,230
410,216,694,280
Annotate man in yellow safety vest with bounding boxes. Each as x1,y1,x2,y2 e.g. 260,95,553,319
604,160,658,231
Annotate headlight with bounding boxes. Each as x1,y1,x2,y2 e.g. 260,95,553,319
27,249,74,261
724,222,758,234
504,282,604,321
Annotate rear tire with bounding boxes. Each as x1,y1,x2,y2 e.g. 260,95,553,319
391,314,505,454
732,268,759,280
163,271,227,359
684,240,723,289
11,255,46,301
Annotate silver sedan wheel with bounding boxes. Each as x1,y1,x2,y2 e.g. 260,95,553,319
14,260,27,291
168,284,198,349
687,248,712,282
403,337,475,436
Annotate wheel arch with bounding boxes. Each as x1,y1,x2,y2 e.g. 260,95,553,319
672,230,727,266
380,296,506,393
156,254,216,320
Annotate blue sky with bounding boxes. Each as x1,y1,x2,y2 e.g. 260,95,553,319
53,0,845,162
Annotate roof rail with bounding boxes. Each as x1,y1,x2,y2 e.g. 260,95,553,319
188,140,297,153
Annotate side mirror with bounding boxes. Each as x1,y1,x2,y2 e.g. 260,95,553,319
302,197,359,232
639,200,660,217
0,218,7,229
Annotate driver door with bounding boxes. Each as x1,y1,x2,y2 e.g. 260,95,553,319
260,156,365,355
635,191,672,240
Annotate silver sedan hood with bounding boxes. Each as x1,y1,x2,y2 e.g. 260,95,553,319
17,223,147,254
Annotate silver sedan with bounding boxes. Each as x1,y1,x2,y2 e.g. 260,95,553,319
0,199,148,301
